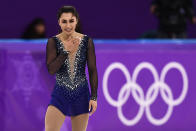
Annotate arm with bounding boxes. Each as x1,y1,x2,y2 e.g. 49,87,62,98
87,37,98,101
46,38,68,75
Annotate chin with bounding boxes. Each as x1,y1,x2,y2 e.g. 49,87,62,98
63,31,74,35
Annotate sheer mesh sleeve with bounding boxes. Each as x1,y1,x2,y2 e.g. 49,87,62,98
87,37,98,101
46,37,68,75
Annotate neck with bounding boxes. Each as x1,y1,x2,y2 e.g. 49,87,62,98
61,31,76,40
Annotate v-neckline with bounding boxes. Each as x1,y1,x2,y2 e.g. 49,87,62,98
55,34,86,85
55,34,85,53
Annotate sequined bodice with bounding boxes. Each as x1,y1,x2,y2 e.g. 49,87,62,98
54,35,88,90
46,35,98,101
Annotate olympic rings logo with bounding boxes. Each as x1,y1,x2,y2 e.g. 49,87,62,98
103,62,188,126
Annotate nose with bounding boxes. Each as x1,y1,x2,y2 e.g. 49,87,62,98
66,22,71,28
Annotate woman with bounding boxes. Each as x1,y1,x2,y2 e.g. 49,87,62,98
45,6,98,131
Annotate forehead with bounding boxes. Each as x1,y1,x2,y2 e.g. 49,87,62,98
60,13,76,20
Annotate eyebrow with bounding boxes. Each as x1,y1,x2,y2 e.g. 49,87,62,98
62,18,75,21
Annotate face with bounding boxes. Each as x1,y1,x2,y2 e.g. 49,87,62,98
35,24,45,34
58,12,78,35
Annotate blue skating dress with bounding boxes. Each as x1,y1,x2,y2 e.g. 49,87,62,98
46,34,98,116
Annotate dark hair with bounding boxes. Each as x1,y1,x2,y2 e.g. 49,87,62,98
57,6,82,33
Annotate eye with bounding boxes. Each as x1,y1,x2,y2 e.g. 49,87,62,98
70,19,74,23
62,20,67,23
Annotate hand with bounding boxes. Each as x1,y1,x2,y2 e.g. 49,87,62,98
89,100,97,116
62,36,80,53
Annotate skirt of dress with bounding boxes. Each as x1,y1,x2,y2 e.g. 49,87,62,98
48,82,91,116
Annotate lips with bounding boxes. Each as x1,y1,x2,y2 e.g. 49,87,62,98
64,29,72,32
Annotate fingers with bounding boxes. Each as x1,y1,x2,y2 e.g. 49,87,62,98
89,101,91,112
89,101,97,116
90,106,96,116
89,101,93,116
63,36,81,54
73,37,80,44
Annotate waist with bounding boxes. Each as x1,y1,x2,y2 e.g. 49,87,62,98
56,76,88,90
52,80,90,102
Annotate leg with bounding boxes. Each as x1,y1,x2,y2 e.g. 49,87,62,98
71,113,89,131
45,105,66,131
